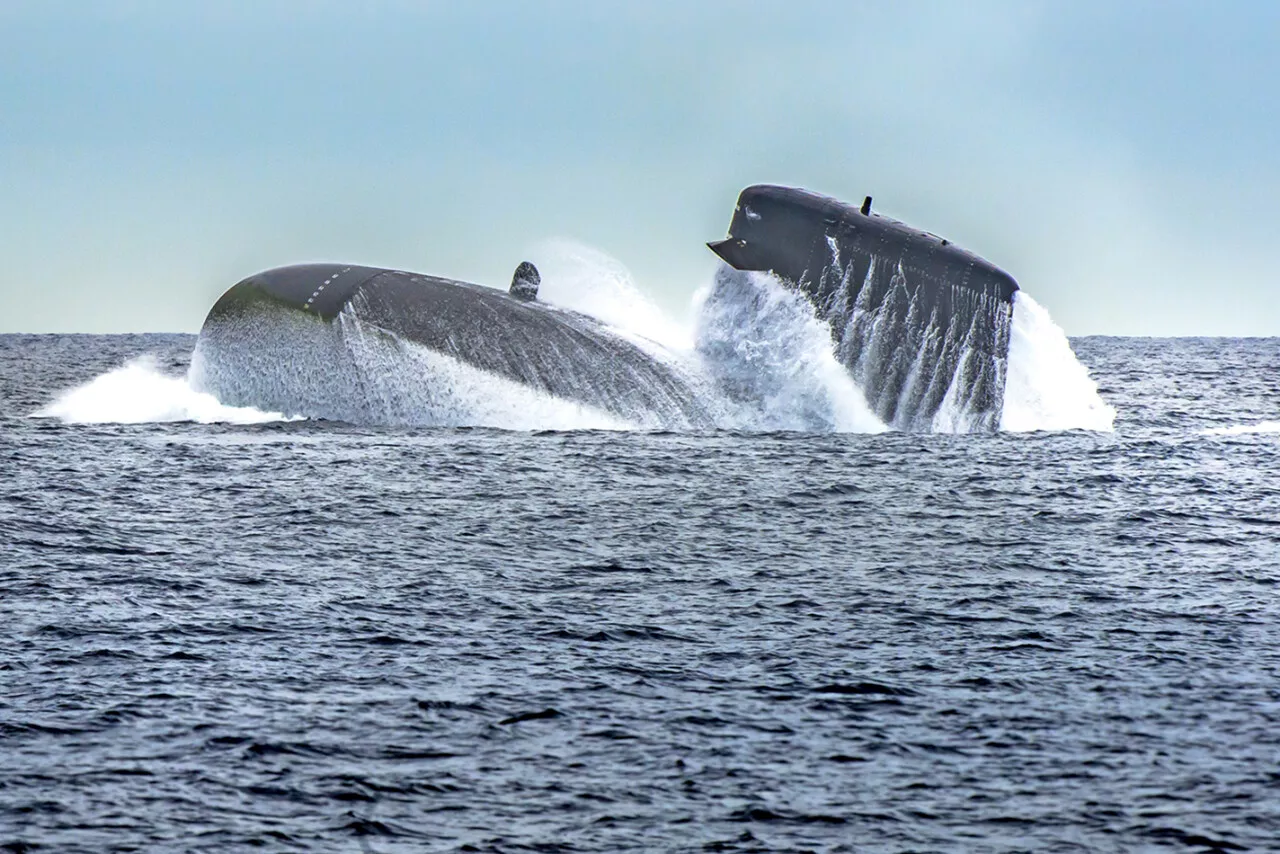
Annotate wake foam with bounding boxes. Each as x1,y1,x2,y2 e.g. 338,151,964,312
1202,422,1280,436
999,293,1115,432
33,355,292,425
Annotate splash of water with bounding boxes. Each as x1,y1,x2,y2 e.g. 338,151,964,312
32,355,293,425
526,246,888,432
999,292,1116,432
694,267,887,433
529,239,693,351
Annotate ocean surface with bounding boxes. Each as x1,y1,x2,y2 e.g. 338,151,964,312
2,332,1279,852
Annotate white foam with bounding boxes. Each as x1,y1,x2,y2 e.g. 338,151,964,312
693,267,887,433
519,245,888,432
1000,292,1115,432
1202,421,1280,436
33,355,295,425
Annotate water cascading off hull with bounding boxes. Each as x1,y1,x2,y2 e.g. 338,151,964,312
193,185,1021,431
708,185,1019,432
191,264,714,428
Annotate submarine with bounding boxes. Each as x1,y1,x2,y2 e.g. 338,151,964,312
708,185,1019,431
192,185,1020,430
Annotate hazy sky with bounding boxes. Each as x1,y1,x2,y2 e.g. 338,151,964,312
2,1,1277,335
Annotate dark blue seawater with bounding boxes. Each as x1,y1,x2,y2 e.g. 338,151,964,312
2,334,1279,852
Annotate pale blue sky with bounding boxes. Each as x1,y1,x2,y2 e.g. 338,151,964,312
2,1,1277,334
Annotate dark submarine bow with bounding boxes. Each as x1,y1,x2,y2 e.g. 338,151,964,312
708,185,1019,431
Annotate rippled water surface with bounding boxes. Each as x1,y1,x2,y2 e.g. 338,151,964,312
3,334,1280,853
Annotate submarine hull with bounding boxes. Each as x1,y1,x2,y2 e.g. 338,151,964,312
193,264,712,428
710,185,1018,431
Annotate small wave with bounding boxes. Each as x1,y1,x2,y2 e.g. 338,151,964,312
1202,421,1280,436
32,356,295,425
